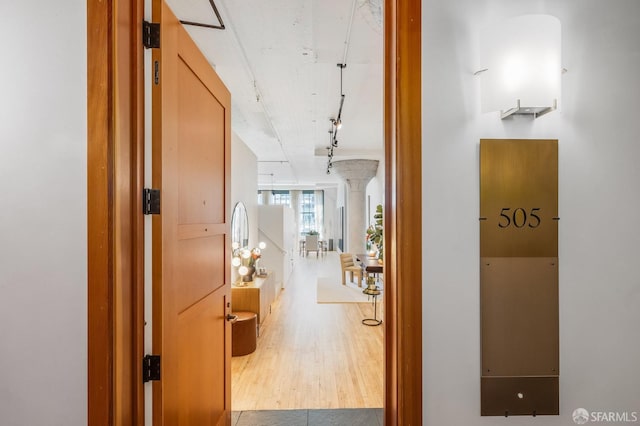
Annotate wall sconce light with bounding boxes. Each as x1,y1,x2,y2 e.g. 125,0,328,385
477,14,562,119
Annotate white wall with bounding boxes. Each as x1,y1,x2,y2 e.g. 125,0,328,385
422,1,640,425
231,133,258,280
321,188,336,246
335,183,347,251
258,205,296,288
366,157,384,225
0,2,87,425
231,132,258,247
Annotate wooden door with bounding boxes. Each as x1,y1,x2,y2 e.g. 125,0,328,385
152,1,232,425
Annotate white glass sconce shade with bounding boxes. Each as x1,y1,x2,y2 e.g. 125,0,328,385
479,14,561,118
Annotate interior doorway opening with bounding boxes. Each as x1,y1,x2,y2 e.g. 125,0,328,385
223,0,387,414
87,0,422,424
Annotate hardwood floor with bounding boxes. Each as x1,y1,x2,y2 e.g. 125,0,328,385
231,252,384,411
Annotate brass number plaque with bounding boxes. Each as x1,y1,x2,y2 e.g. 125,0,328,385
480,139,559,416
480,139,558,257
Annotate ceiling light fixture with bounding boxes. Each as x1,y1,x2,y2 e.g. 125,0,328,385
323,0,357,175
326,130,335,173
326,64,347,174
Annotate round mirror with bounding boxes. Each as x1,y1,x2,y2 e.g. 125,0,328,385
231,202,249,248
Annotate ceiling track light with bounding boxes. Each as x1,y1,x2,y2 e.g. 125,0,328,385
325,64,348,175
326,130,335,174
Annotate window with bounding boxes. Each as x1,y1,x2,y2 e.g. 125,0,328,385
272,190,291,206
300,190,317,234
257,190,290,206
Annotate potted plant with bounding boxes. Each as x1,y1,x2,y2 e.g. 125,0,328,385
366,204,383,263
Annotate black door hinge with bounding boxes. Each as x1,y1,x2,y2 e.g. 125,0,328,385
143,188,160,215
143,21,160,49
142,355,161,382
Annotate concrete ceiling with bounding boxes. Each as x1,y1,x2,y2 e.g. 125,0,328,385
165,0,383,188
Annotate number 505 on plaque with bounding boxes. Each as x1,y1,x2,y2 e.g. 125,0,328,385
480,139,558,258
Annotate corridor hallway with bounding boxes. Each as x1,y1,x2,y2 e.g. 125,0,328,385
231,252,384,411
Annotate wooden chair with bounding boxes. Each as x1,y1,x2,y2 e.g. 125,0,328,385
305,235,319,257
319,239,328,256
340,253,363,287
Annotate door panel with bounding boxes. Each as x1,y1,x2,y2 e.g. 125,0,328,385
177,291,227,425
176,235,226,313
177,57,226,225
152,1,231,424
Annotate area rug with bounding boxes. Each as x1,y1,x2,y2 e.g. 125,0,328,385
316,277,370,303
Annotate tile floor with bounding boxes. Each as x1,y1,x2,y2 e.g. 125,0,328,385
232,408,383,426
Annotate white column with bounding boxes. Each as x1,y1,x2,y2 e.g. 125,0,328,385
332,160,379,254
290,190,301,237
259,190,273,205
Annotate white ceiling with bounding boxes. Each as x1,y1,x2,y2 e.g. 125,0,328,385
165,0,383,188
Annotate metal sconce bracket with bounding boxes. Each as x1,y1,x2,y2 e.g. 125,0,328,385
474,67,566,120
501,99,558,120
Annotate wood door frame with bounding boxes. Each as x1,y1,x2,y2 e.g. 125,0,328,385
384,0,422,425
87,0,145,424
87,0,422,423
